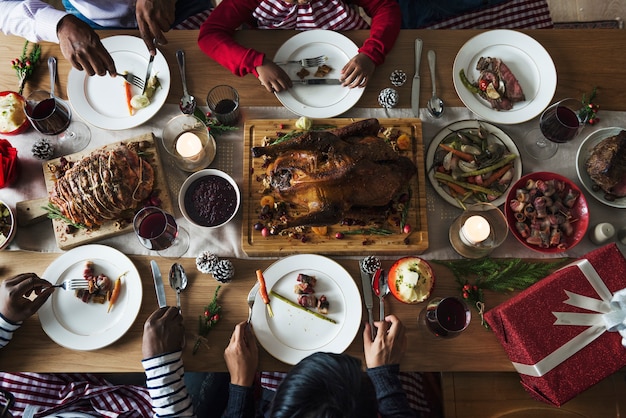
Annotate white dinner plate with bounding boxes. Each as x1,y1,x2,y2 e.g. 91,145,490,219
67,35,171,130
39,244,142,351
273,30,364,118
426,119,522,208
252,254,362,365
453,30,557,124
576,127,626,208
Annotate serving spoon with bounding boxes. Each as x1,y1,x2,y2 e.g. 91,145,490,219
427,50,444,118
176,49,197,115
169,263,188,311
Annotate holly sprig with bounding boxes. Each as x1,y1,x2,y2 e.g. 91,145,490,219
11,41,41,95
193,108,239,136
192,285,222,354
581,87,600,125
433,258,567,328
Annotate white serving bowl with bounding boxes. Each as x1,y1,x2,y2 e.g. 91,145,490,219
178,169,240,228
0,200,16,250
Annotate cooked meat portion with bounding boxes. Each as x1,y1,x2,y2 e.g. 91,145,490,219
476,57,525,111
49,144,154,227
585,130,626,198
252,118,417,229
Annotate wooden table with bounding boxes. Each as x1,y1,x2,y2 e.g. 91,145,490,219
0,251,528,373
2,29,626,110
0,28,616,373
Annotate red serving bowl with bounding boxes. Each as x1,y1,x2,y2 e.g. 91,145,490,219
504,172,589,253
0,91,30,135
387,256,435,304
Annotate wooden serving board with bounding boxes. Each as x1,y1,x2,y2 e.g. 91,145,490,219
242,118,428,257
18,133,173,250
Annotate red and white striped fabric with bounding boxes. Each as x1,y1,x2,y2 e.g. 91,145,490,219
260,370,433,414
422,0,553,29
174,9,212,30
0,373,153,417
252,0,368,30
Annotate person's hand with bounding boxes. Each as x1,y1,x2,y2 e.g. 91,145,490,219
135,0,176,55
142,306,185,358
224,322,258,387
257,58,292,93
56,15,117,76
363,315,407,368
341,53,375,88
0,273,55,323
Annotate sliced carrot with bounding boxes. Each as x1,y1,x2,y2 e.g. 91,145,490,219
438,143,475,162
124,81,134,116
444,180,467,195
482,163,513,187
255,269,274,317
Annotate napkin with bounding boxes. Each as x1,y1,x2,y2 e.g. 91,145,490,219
0,139,18,188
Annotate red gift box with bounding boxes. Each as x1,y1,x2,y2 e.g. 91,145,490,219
484,243,626,406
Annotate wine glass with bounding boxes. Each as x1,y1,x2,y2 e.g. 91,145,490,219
133,206,189,259
419,296,471,338
525,98,588,160
24,90,91,155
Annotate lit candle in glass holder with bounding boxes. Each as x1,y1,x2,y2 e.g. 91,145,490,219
449,203,508,259
460,215,491,246
176,131,205,162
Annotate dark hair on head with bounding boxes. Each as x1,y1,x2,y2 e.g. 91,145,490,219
269,352,378,418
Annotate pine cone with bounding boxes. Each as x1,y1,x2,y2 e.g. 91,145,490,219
389,69,407,87
360,256,381,275
212,259,234,283
378,88,398,109
196,251,219,274
31,138,54,160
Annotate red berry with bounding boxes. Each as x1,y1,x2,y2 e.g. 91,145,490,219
403,224,412,234
261,227,270,237
335,232,345,239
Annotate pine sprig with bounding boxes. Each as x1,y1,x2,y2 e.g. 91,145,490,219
193,285,222,354
193,108,239,135
433,258,567,328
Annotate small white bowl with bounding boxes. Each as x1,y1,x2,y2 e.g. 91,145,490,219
0,200,16,250
179,169,240,228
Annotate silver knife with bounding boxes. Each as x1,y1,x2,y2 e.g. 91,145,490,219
359,260,375,340
291,79,342,85
150,260,167,308
411,38,423,117
142,54,155,94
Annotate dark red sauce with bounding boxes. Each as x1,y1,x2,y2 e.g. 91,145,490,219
185,175,238,227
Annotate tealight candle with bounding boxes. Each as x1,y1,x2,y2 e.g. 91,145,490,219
176,131,204,160
589,222,615,245
460,215,491,245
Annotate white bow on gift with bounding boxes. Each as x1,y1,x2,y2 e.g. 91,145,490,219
512,259,626,378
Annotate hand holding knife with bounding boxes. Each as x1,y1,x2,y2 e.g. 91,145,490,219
359,256,381,340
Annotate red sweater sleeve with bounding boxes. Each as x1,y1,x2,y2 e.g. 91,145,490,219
198,0,266,77
355,0,402,66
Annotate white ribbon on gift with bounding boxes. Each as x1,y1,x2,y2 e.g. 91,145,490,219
512,258,626,377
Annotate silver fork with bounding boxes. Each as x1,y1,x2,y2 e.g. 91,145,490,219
50,279,90,291
121,72,145,90
247,282,259,324
275,55,327,67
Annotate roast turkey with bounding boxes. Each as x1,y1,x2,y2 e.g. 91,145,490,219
49,144,154,228
252,118,417,229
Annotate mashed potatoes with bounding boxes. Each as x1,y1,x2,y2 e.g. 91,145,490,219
0,92,27,133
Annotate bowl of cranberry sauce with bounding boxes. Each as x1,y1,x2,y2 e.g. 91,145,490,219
179,169,241,228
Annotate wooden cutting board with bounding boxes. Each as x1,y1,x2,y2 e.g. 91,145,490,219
242,118,428,257
16,133,174,250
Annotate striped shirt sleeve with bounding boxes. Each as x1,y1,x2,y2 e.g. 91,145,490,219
142,351,195,417
0,313,21,348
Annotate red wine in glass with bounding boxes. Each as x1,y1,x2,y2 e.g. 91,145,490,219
27,97,71,136
134,207,178,251
423,297,471,337
539,104,581,143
